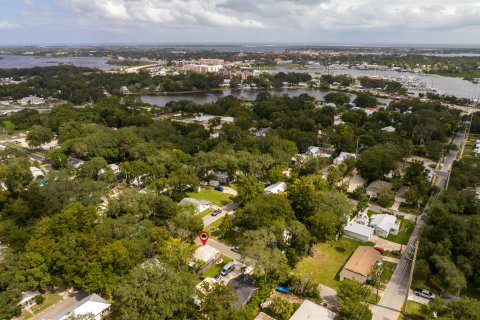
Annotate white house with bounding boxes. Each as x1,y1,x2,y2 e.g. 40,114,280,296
333,116,345,125
333,152,356,165
382,126,396,133
18,95,44,105
193,244,221,265
344,221,375,242
29,167,45,180
54,293,110,320
289,300,336,320
305,146,320,156
255,127,271,137
369,214,400,238
18,291,41,309
179,198,211,213
265,182,287,194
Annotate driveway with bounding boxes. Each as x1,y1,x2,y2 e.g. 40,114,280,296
202,202,238,227
32,290,88,320
371,236,402,252
408,289,431,305
319,284,338,309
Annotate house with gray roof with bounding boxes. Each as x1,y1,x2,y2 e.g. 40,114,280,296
179,197,211,213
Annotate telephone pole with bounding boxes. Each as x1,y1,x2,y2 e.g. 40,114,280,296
404,240,419,315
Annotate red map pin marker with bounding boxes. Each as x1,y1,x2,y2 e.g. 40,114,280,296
199,231,209,245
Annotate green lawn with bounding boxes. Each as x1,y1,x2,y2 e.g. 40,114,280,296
398,300,426,320
462,133,478,159
197,208,212,219
294,237,370,289
202,255,234,278
387,218,414,245
379,261,397,289
366,292,381,304
186,188,233,206
25,293,62,317
398,203,422,215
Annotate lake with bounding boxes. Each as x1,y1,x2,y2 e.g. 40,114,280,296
140,88,392,106
0,55,121,70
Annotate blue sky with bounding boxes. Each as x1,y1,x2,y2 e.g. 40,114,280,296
2,0,480,45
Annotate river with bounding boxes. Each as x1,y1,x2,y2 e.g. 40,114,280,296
0,55,121,70
140,88,392,106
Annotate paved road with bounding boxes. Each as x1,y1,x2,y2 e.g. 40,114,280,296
371,132,463,320
435,133,464,190
33,291,88,320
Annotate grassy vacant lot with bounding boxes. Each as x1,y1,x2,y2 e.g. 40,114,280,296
294,237,369,289
202,255,234,278
186,188,233,206
387,218,414,245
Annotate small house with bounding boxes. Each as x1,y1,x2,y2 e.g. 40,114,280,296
366,180,392,198
54,293,110,320
344,221,375,242
305,146,320,156
265,182,287,194
369,214,400,238
255,127,272,137
179,198,211,213
18,291,41,309
289,300,336,320
382,126,396,133
333,152,356,165
29,167,45,180
193,245,221,266
340,246,383,283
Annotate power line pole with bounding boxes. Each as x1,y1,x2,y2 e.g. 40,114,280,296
404,240,419,315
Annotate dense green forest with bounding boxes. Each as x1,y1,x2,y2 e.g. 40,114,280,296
0,65,477,319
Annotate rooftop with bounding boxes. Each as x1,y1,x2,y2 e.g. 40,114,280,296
179,197,211,206
53,293,110,320
342,246,382,278
345,221,375,238
289,300,336,320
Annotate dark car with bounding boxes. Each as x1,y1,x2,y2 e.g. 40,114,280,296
215,186,224,192
213,274,222,281
211,209,222,216
231,246,241,253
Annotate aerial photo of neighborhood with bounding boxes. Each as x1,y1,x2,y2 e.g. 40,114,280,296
1,1,480,320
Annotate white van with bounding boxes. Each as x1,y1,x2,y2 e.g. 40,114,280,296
221,262,235,276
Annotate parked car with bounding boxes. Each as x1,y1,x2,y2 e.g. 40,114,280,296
211,209,222,216
414,288,436,300
213,274,222,281
374,246,385,254
214,186,224,192
231,246,240,253
221,262,235,276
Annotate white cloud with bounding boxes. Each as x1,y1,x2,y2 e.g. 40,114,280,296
62,0,480,34
65,0,265,29
0,21,20,29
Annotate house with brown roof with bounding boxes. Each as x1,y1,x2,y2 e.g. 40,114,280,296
340,246,383,283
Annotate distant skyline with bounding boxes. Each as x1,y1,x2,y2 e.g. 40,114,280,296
2,0,480,46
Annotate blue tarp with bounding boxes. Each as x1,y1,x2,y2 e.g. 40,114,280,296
275,286,291,293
